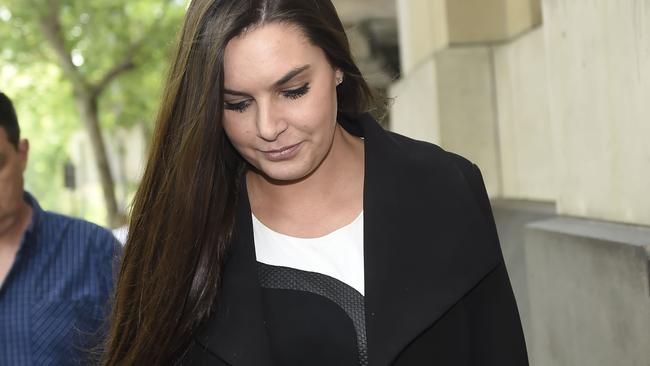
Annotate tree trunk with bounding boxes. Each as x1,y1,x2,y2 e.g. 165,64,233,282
37,0,143,228
75,92,124,228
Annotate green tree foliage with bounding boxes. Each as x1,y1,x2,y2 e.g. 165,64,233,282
0,0,187,227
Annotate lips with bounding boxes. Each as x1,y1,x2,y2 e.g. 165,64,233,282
261,142,303,162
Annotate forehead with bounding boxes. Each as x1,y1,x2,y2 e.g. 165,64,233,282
223,22,328,87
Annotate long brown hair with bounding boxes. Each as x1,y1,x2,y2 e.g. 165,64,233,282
102,0,373,364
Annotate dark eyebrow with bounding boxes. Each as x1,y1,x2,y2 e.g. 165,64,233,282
223,64,311,97
272,64,310,88
222,89,250,97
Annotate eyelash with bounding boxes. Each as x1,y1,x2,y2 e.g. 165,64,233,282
224,83,311,113
283,83,311,100
224,100,250,113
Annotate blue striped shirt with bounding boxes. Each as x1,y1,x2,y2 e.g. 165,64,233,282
0,192,120,365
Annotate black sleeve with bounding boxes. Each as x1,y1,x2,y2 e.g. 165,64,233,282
463,164,528,365
446,153,500,247
462,261,529,365
466,163,500,246
462,163,529,365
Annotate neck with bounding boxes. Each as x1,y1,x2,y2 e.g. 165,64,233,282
0,198,32,246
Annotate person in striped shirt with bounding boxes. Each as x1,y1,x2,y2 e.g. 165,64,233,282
0,91,121,365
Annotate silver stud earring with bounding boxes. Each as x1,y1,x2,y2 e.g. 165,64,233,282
336,76,343,85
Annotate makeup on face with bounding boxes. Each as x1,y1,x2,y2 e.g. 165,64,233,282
260,141,304,162
222,22,342,182
223,65,312,113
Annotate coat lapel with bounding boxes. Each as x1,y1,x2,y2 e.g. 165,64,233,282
194,183,274,366
346,114,502,366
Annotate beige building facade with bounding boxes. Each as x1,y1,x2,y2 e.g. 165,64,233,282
383,0,650,364
390,0,650,227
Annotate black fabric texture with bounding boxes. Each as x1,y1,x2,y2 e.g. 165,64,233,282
257,262,368,366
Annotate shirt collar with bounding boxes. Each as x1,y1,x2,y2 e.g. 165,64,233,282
22,191,42,235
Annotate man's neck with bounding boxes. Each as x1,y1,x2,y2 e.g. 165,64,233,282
0,200,33,246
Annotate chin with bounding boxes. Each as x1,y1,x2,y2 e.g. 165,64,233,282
258,162,315,183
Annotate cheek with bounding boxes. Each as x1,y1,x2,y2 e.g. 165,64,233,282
0,167,21,194
294,88,338,131
310,80,337,110
223,118,251,146
0,166,13,182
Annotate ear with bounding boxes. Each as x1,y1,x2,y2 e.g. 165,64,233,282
335,69,344,86
17,138,29,171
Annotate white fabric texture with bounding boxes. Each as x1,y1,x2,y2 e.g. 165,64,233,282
252,212,365,295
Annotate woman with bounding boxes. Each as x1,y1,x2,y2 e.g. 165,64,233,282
103,0,528,365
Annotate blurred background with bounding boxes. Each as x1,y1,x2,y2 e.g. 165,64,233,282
1,0,649,364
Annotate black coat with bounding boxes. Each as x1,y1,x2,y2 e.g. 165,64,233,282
181,114,528,365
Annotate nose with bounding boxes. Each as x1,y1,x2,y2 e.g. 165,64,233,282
256,100,288,142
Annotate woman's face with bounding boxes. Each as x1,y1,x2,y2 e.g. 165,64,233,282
222,22,343,182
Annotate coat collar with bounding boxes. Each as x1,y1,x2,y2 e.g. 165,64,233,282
195,113,500,365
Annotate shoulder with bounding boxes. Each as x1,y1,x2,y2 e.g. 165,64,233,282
38,210,120,259
29,209,121,298
354,114,486,205
380,129,493,227
352,113,472,167
383,129,479,179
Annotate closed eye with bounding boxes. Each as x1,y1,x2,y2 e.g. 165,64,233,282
224,82,310,112
224,99,252,113
282,83,310,100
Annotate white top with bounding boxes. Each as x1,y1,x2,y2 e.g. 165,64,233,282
252,212,365,295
